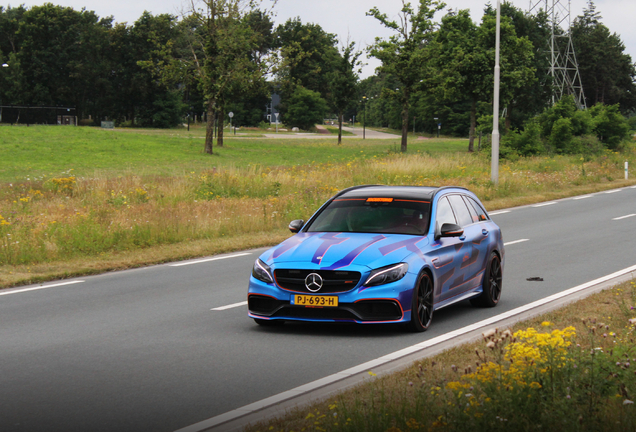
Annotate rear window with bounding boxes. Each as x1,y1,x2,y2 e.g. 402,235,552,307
306,198,431,235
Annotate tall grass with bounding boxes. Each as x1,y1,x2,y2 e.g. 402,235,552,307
245,281,636,432
0,148,634,268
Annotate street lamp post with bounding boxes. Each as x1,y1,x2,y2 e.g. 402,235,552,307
491,0,501,185
1,63,8,124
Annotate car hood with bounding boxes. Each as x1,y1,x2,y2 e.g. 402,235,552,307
263,232,429,270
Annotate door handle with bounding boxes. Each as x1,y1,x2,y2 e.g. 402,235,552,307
482,229,489,236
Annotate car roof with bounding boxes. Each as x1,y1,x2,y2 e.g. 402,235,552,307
336,185,468,201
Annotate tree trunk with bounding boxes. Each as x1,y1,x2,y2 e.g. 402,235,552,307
338,111,343,145
401,104,409,153
204,99,214,154
468,97,476,152
217,107,224,148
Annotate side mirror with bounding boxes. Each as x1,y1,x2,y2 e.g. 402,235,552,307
288,219,305,233
439,223,463,238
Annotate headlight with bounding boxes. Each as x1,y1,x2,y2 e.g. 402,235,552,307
252,259,274,284
364,263,409,287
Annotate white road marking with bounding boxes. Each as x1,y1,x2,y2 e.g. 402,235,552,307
211,301,248,311
532,202,557,207
613,214,636,221
605,190,621,194
573,195,594,200
489,210,510,216
170,253,252,267
504,239,529,246
177,263,636,432
0,280,85,296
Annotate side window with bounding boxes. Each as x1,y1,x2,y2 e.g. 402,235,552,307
466,196,488,221
448,195,473,227
436,197,456,228
462,196,480,223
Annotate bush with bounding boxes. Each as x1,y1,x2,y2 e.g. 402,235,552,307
283,86,328,131
550,117,574,153
78,119,94,127
501,120,544,156
589,103,631,149
571,134,604,155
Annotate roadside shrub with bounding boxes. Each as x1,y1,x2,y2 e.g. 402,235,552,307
589,103,631,149
501,120,543,156
572,134,604,155
550,117,574,153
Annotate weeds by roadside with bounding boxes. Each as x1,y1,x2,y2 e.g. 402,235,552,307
246,280,636,432
1,145,635,286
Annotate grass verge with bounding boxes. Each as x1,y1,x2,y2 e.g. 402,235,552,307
245,279,636,432
1,126,635,288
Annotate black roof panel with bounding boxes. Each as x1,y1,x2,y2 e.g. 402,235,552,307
339,185,440,201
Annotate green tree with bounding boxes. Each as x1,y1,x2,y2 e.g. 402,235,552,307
326,41,361,144
479,6,537,135
113,12,183,127
14,4,113,120
571,1,636,113
275,18,339,101
284,86,328,131
186,0,273,153
368,0,445,152
494,3,551,129
430,9,487,151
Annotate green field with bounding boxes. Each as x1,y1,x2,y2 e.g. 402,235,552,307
0,125,467,182
1,125,635,288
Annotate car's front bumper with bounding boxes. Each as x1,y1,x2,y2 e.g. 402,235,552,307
247,273,418,324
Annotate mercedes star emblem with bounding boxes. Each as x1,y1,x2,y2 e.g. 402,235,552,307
305,273,323,292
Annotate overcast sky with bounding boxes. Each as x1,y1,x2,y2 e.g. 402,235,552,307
4,0,635,78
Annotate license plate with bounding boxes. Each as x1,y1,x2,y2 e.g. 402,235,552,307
293,294,339,307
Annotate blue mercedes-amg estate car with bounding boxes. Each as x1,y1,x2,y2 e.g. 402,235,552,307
247,185,504,331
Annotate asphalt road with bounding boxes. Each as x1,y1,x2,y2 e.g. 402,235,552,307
1,186,636,432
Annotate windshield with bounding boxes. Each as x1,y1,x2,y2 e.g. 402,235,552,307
306,198,431,235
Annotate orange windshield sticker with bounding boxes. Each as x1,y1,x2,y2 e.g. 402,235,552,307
366,197,394,203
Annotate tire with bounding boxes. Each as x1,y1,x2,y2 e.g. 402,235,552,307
408,272,434,332
471,252,502,308
254,318,284,326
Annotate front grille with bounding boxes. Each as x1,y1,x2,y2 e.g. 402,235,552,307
271,300,402,322
274,269,362,293
273,307,357,320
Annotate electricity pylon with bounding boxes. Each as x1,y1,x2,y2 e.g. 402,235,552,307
529,0,586,109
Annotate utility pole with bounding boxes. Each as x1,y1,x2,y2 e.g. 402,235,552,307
529,0,586,109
